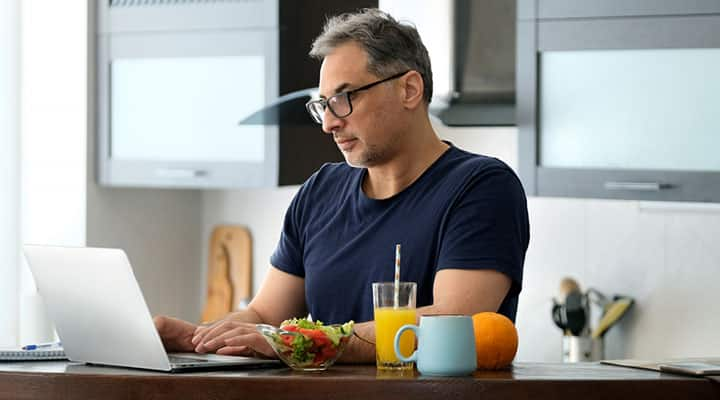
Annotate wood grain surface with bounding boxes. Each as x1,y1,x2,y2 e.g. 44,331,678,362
1,362,718,400
201,226,253,323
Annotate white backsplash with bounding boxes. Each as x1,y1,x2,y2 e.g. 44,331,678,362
202,126,720,361
520,197,720,361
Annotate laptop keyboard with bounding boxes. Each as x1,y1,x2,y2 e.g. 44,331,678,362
168,355,210,365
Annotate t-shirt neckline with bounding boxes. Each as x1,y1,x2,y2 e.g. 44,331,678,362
356,141,456,204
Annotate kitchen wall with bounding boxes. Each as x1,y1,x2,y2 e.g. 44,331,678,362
85,183,203,321
202,125,720,362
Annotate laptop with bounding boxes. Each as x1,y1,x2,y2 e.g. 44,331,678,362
23,245,280,372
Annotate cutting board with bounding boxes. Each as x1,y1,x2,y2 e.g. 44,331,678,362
201,225,252,323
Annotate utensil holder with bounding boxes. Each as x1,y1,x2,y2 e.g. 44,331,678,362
562,336,604,362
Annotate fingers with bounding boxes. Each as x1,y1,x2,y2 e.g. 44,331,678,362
156,316,196,335
214,334,276,359
192,322,230,351
191,319,234,346
191,321,226,346
153,316,167,333
193,322,258,353
191,325,208,345
224,333,276,358
153,316,198,352
216,345,254,357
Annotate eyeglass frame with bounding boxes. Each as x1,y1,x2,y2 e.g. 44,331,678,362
305,70,412,124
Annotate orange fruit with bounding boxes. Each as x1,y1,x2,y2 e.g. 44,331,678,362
471,312,518,370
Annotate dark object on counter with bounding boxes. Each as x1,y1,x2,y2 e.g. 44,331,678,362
564,291,587,336
552,291,587,336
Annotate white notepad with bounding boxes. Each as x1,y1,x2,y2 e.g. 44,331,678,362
0,348,67,361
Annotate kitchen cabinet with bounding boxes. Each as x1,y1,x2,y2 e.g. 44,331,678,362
95,0,376,189
517,0,720,202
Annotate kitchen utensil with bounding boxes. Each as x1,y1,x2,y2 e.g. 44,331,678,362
591,297,634,338
558,277,580,302
586,288,609,309
564,291,587,336
552,277,590,336
551,302,567,332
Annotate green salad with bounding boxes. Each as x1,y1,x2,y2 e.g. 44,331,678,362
269,318,354,368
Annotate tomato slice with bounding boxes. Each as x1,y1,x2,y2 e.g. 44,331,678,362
281,334,294,346
298,328,323,338
321,345,337,359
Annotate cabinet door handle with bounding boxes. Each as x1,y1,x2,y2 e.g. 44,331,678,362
603,181,670,191
155,168,207,178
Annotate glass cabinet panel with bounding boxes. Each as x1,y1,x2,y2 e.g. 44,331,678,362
539,48,720,171
111,56,265,163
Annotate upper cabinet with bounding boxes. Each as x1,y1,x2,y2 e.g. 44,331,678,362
94,0,376,189
517,0,720,202
96,0,280,189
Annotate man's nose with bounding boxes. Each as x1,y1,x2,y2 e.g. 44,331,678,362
321,109,343,134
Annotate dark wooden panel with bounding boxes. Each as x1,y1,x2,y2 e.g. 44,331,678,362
278,0,377,186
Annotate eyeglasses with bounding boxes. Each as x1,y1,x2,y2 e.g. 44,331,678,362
305,70,411,124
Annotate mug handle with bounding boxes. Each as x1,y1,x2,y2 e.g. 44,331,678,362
394,324,418,363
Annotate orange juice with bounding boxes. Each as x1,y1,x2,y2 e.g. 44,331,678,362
374,307,416,369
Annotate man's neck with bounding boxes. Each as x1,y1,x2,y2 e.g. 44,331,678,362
362,122,449,200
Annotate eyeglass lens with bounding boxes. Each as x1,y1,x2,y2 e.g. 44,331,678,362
308,93,351,124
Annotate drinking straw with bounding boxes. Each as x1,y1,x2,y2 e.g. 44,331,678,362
394,244,401,308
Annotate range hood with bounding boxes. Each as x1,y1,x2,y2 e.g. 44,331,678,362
429,0,516,126
239,88,317,125
241,0,516,127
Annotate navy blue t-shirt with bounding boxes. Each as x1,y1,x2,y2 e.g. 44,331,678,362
270,144,529,324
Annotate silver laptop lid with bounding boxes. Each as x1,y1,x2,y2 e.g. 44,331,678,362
24,245,172,371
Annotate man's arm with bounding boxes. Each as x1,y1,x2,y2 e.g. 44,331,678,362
192,266,306,355
340,268,511,363
205,266,307,327
156,266,306,357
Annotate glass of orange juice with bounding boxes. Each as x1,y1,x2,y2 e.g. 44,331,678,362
372,282,417,370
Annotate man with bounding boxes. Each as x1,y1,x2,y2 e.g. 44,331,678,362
155,9,529,363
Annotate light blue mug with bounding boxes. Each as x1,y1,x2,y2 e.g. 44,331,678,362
394,315,476,376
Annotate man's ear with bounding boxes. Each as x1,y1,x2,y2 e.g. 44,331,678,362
400,70,425,109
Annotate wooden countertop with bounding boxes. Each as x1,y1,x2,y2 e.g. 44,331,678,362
1,361,718,400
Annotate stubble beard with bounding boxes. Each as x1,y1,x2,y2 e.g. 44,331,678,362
344,142,388,169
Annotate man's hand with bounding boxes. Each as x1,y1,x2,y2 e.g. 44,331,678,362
155,267,305,358
153,315,197,352
189,266,307,358
192,319,275,358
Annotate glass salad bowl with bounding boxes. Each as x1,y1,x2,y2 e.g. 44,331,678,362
257,318,354,371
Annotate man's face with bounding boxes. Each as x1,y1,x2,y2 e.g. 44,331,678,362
317,42,404,168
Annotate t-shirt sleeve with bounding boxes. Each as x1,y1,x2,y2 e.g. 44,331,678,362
437,165,529,293
270,187,306,278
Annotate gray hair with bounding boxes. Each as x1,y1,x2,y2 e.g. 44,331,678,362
310,8,433,104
